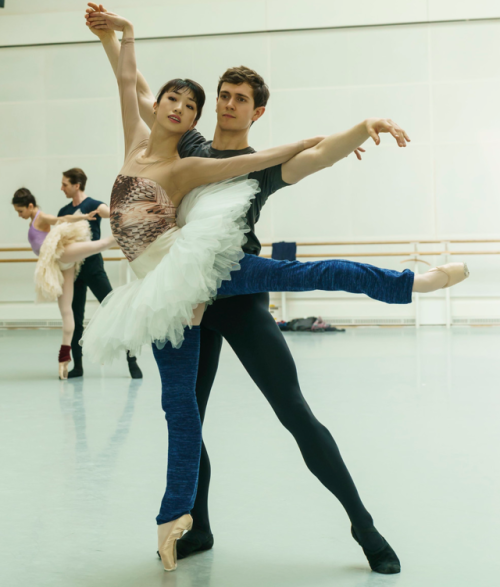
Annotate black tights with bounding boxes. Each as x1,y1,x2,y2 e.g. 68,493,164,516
192,292,374,532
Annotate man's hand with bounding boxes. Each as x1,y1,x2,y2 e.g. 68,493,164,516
365,118,410,147
85,3,130,33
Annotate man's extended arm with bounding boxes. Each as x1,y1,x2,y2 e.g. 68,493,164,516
85,3,156,129
281,118,410,185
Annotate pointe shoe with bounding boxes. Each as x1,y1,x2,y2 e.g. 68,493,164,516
352,526,401,575
428,262,469,289
58,360,70,380
158,514,193,572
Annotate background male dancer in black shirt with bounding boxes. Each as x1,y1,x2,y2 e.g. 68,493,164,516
87,4,410,573
58,167,143,379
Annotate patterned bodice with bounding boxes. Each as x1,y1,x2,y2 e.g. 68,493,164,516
110,175,177,262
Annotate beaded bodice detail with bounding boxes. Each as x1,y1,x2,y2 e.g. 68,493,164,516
110,175,177,262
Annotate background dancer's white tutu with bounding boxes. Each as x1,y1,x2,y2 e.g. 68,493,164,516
80,177,259,363
35,219,91,302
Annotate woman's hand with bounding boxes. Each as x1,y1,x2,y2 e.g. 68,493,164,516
85,3,115,39
365,118,410,147
85,3,131,32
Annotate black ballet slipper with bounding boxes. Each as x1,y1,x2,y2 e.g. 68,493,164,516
126,352,143,379
160,529,213,560
351,525,401,575
68,367,84,379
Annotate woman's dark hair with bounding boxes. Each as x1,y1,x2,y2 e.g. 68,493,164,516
63,167,87,191
156,79,206,122
12,187,37,208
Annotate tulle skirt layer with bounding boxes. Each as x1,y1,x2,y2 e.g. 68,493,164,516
80,177,259,363
35,220,91,302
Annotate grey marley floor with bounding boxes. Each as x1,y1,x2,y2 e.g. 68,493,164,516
0,327,499,587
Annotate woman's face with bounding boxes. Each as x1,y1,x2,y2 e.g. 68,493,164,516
154,89,198,134
13,204,32,220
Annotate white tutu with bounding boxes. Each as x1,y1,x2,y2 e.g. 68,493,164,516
80,177,259,363
35,219,91,302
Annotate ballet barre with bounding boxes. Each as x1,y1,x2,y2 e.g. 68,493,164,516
0,257,125,263
3,238,500,329
2,249,499,265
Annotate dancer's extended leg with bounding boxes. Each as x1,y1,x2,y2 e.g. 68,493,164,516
178,292,379,560
176,325,221,559
218,255,414,302
153,319,204,571
59,236,115,265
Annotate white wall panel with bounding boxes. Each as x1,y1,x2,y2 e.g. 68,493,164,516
434,143,500,235
267,0,429,31
44,44,119,101
269,30,356,90
2,0,499,50
0,103,46,158
432,80,500,144
270,83,430,146
270,87,353,144
270,26,429,89
45,99,118,157
429,0,500,21
343,144,434,239
268,162,356,241
431,21,500,82
0,47,46,102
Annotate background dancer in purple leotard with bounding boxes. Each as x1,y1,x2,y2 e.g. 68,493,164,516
12,187,115,379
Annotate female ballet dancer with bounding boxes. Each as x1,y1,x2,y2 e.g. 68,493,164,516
81,13,469,572
12,187,116,379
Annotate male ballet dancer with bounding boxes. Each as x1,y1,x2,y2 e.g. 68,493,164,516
58,167,143,379
86,4,410,574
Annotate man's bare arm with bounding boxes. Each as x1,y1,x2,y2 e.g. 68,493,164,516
85,3,156,129
281,118,410,185
97,203,110,219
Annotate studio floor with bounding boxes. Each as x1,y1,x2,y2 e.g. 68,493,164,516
0,326,499,587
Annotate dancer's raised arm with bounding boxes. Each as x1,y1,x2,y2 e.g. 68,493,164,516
169,138,320,201
89,11,150,156
281,118,411,184
85,3,156,128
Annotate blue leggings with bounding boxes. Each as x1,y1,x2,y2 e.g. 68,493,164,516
218,254,414,302
154,255,414,524
153,327,202,525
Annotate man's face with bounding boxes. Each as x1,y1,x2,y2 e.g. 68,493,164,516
216,82,265,131
61,176,79,198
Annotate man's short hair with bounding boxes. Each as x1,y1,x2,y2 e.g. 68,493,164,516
217,66,270,108
63,168,87,191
